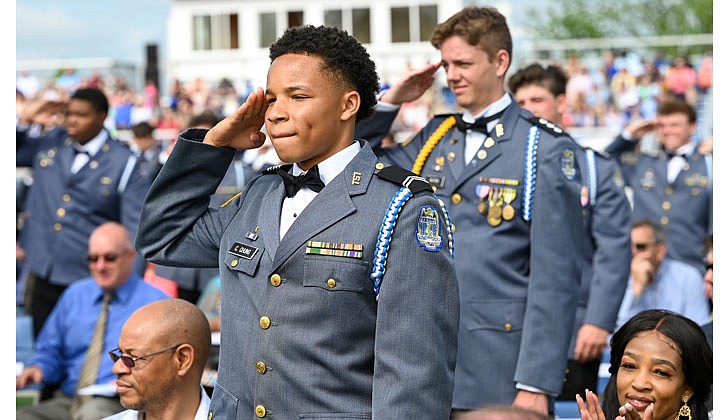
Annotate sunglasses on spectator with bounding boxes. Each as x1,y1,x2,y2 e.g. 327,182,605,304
108,344,182,368
633,242,655,251
705,263,713,271
87,253,123,263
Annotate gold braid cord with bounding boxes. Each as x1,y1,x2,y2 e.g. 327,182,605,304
411,116,457,175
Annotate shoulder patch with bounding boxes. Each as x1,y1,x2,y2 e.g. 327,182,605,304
262,163,292,175
528,116,567,137
375,165,433,193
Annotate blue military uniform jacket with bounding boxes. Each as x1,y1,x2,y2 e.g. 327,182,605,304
17,126,152,285
357,98,587,407
136,131,460,419
568,149,631,358
605,136,712,270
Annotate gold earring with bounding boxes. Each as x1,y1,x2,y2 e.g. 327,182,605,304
675,395,692,420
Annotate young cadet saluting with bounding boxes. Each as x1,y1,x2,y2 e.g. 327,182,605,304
356,6,588,416
135,25,459,419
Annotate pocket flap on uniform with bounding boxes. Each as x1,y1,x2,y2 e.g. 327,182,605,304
224,242,264,277
207,382,239,419
464,299,526,332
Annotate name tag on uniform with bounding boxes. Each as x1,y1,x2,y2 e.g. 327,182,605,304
229,242,258,260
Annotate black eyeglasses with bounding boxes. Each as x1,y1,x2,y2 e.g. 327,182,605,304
705,263,713,271
633,242,655,251
108,344,182,368
88,253,123,263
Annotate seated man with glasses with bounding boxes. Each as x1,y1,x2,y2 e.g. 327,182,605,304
614,219,710,330
16,222,170,420
102,299,212,420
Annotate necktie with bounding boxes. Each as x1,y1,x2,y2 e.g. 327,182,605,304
277,165,325,198
71,293,112,417
454,109,505,134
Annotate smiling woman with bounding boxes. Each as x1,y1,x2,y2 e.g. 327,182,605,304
577,309,712,420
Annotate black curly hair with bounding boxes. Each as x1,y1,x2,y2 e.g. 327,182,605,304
269,25,379,122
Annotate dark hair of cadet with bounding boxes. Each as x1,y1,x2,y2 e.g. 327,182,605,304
508,63,568,98
602,309,712,420
71,87,110,114
269,25,380,122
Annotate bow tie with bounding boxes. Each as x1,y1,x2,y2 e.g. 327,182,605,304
277,165,325,198
662,146,688,160
454,110,505,134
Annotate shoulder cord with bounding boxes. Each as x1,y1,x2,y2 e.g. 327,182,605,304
522,126,540,221
118,155,138,194
370,186,412,301
411,116,457,175
585,148,598,206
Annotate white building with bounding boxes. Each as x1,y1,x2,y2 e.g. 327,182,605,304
165,0,513,91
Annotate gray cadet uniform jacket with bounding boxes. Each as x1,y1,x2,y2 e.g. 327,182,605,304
17,126,151,285
135,130,460,420
568,150,631,358
356,99,588,408
605,136,712,271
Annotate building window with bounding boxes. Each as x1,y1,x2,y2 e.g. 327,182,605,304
288,11,304,28
324,9,342,28
390,5,438,43
192,13,239,51
419,5,437,42
352,8,370,44
391,7,410,43
260,12,277,48
323,8,371,44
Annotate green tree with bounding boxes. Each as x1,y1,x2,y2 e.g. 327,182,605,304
526,0,712,39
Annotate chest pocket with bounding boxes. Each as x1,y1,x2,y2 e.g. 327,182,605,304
303,255,370,294
224,242,264,277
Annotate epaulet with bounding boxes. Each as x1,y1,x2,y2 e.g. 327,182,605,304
375,164,433,193
262,163,292,175
528,116,567,137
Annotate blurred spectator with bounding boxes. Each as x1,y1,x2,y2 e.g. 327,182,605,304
110,88,134,130
130,122,164,178
697,51,712,94
17,70,41,100
664,56,697,104
16,223,169,420
143,79,158,108
56,68,82,94
186,77,210,115
85,70,106,90
615,219,710,329
129,95,153,126
17,88,153,337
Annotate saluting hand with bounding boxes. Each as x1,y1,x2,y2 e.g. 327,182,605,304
203,87,268,150
379,62,441,105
